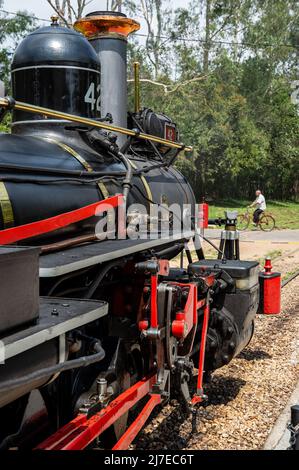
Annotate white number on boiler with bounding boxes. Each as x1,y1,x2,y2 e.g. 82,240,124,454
84,83,101,111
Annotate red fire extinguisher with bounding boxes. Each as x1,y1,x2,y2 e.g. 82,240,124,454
258,258,281,315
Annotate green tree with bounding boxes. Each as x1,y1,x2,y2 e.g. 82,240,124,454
0,3,36,132
0,3,36,88
124,0,174,78
4,0,296,201
161,1,298,200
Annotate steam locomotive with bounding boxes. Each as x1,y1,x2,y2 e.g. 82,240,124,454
0,11,275,450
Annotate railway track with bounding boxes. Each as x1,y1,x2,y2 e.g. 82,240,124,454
132,263,299,451
282,268,299,287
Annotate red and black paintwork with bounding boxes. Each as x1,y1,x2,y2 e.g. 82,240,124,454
0,11,282,451
258,258,281,315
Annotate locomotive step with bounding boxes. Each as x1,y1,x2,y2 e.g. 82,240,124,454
1,297,108,360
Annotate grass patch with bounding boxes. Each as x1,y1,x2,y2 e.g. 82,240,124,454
282,268,299,281
207,199,299,230
257,250,282,267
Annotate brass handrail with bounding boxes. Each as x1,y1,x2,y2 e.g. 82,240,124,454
0,97,193,152
134,62,141,113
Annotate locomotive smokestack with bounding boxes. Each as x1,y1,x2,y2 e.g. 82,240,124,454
74,11,140,146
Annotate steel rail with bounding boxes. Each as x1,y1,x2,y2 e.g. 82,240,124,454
282,269,299,288
0,97,193,152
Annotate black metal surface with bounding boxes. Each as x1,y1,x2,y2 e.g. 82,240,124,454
129,109,179,163
0,17,196,244
0,297,107,411
188,259,259,279
0,340,58,410
0,130,195,241
86,11,127,17
0,134,102,232
39,232,194,278
132,109,178,143
188,258,259,371
11,22,101,124
12,68,100,123
0,246,40,336
201,283,259,371
2,297,107,357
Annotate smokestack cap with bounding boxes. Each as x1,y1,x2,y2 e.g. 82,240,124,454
74,11,140,40
86,11,127,18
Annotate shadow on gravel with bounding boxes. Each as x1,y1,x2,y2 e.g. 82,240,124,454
204,375,246,406
133,374,247,450
237,348,272,361
133,402,191,450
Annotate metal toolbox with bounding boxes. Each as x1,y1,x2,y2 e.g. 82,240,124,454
0,246,40,336
188,259,260,290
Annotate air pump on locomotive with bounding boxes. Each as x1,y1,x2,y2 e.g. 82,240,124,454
0,11,280,450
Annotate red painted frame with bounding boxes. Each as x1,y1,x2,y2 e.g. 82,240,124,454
150,274,159,328
36,374,157,451
171,283,199,339
192,303,210,404
144,260,170,331
0,194,124,245
112,394,161,450
35,267,214,448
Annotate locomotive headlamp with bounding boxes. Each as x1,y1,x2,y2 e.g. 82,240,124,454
74,13,140,40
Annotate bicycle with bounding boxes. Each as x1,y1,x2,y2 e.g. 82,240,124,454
237,208,276,232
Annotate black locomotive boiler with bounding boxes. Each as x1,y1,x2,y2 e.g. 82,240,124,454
0,11,274,450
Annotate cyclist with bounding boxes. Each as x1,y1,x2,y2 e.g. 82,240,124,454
248,189,266,226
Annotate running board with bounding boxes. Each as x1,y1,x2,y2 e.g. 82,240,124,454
40,231,195,278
